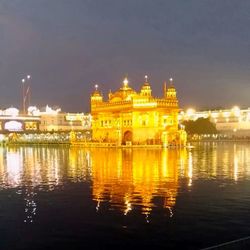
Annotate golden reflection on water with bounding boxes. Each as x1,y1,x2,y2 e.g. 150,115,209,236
1,143,250,220
91,148,185,216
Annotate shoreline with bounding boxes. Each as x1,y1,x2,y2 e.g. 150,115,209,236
2,139,250,148
2,141,185,149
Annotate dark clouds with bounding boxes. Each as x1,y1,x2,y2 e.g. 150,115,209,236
0,0,250,111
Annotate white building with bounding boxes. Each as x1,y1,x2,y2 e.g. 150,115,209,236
179,106,250,137
0,106,91,133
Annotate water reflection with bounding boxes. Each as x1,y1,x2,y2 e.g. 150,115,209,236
91,149,185,217
1,143,250,223
190,142,250,181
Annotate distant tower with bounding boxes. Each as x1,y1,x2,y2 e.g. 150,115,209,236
140,75,152,97
123,77,129,88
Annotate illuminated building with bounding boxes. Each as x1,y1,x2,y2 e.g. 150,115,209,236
91,76,187,146
0,106,91,134
179,106,250,136
33,105,91,132
0,107,40,133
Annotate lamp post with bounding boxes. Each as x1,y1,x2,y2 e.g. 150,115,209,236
27,75,31,108
21,75,31,114
21,78,25,114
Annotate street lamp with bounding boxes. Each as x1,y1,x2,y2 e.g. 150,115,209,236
21,75,31,114
21,78,26,114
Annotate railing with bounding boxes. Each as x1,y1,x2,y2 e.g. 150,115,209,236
202,235,250,249
92,98,178,111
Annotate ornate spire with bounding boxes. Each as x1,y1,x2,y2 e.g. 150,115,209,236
92,83,102,97
143,74,150,87
169,78,173,85
141,74,152,96
168,77,176,91
108,89,112,100
123,77,129,87
166,77,177,103
163,81,167,98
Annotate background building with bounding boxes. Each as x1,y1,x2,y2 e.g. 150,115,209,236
179,107,250,137
0,107,40,133
38,106,91,132
0,106,91,133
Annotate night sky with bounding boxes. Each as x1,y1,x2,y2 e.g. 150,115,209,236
0,0,250,112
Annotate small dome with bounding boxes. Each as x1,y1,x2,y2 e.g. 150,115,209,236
91,84,102,96
92,90,101,97
140,76,152,96
168,78,176,89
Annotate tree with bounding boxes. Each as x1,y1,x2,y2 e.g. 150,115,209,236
182,118,217,135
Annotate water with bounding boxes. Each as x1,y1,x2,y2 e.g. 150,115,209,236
1,142,250,249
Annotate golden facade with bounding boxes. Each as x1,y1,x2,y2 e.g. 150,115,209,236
91,77,186,146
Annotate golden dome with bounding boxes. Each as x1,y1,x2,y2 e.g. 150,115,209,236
109,77,137,102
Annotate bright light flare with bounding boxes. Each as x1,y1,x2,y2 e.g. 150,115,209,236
186,108,195,116
123,77,128,86
232,106,240,117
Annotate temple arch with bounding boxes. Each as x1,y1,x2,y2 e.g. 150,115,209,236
123,130,132,144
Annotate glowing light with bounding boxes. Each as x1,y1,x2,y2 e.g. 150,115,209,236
211,113,218,118
145,75,148,82
4,107,19,116
94,84,98,90
123,77,128,86
44,105,61,115
188,151,193,187
169,78,173,82
27,75,31,79
6,151,22,186
232,144,239,182
5,121,23,131
133,102,157,107
22,79,25,83
124,197,132,215
232,106,240,117
232,106,240,110
27,106,40,116
186,108,195,116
